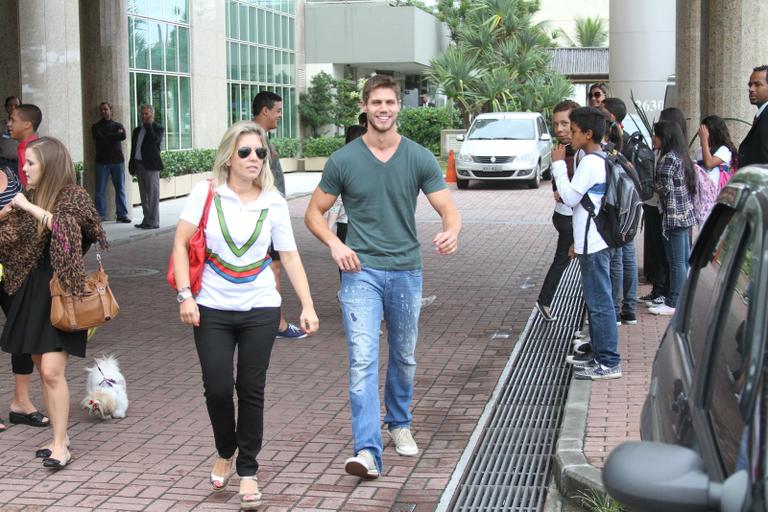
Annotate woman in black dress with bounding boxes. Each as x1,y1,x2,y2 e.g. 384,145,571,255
0,137,106,469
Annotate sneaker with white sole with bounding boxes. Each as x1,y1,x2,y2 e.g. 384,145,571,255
566,353,596,366
644,296,665,307
574,363,622,380
573,341,591,355
344,449,379,479
388,427,419,456
276,323,308,339
535,302,557,322
648,304,675,316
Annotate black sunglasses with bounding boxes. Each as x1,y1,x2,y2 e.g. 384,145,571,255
237,146,268,160
589,91,603,99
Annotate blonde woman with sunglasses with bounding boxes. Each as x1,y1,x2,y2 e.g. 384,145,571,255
171,121,318,509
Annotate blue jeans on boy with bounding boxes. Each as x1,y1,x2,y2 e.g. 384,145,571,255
663,227,691,307
610,240,638,316
578,249,620,368
340,267,422,472
95,162,128,219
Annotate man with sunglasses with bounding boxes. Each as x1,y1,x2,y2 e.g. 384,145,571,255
588,82,610,108
251,91,306,339
305,75,461,479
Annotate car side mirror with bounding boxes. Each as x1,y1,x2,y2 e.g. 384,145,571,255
456,134,465,142
603,442,749,512
540,133,552,141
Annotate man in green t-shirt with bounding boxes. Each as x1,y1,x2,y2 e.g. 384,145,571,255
305,75,461,479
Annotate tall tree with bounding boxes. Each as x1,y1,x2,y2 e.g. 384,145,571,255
427,0,572,127
299,72,335,137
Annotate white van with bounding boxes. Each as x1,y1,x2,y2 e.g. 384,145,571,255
455,112,553,189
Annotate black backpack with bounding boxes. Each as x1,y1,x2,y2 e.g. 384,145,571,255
580,150,644,250
622,131,655,201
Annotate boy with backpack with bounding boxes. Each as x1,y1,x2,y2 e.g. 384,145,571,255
602,98,640,325
552,107,622,380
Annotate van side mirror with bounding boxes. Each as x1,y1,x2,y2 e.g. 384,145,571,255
603,442,749,512
456,134,465,142
540,133,552,141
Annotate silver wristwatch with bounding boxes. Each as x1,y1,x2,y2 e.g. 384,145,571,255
176,287,193,303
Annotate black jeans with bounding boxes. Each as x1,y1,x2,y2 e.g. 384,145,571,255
537,212,574,307
642,204,669,296
193,305,280,476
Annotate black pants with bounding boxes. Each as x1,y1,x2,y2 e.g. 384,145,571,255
193,305,280,476
0,286,34,374
537,212,574,307
642,205,669,296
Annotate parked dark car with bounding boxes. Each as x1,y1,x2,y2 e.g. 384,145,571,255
603,165,768,511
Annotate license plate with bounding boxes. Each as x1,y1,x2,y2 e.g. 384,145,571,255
481,165,500,171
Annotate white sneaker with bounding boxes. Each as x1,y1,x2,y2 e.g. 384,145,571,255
388,427,419,456
648,304,675,316
344,449,379,479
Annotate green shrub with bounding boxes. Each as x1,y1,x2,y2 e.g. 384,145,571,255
397,106,462,156
302,136,344,158
160,148,217,179
272,138,301,158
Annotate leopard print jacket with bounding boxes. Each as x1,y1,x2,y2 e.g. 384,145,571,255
0,184,107,296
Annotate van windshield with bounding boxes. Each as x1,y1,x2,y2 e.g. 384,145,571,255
467,118,535,140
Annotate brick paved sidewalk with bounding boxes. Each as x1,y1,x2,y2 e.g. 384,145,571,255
0,181,567,511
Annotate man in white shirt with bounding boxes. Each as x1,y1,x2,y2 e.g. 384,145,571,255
551,107,622,380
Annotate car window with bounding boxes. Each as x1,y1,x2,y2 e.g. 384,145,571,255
467,118,535,140
684,213,743,366
706,223,759,476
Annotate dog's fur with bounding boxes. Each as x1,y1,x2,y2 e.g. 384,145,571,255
81,355,128,419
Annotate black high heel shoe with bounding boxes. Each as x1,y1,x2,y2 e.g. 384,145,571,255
42,450,71,469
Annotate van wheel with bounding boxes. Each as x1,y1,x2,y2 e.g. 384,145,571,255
457,178,469,190
528,163,541,189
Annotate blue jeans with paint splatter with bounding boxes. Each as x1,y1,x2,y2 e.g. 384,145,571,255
340,267,422,472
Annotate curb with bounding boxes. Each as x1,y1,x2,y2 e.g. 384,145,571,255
553,377,604,501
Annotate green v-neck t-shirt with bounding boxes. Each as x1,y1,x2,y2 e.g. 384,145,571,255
319,136,446,270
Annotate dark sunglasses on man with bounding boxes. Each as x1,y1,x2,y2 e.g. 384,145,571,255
237,146,268,160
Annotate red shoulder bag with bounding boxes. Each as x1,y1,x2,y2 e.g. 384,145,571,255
166,180,215,294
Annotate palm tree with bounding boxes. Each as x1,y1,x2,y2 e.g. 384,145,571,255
573,16,608,47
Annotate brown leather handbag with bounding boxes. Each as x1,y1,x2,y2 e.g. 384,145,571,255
50,254,119,333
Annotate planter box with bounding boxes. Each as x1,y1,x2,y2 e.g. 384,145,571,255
159,177,175,200
280,157,302,173
304,156,329,172
174,174,192,197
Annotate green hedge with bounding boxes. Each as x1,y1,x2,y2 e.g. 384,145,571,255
397,106,462,156
160,149,217,179
302,136,345,158
271,137,300,158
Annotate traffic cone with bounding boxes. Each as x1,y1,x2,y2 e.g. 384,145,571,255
445,150,457,184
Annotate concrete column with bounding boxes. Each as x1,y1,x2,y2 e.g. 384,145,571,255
190,2,227,149
18,0,84,161
0,1,20,99
700,0,768,146
675,0,701,143
79,0,130,220
608,0,675,124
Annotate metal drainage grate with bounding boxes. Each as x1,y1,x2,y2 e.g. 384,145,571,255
445,261,584,511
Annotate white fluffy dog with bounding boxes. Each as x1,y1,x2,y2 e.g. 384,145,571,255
82,355,128,419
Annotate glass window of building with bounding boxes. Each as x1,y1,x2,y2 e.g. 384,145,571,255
128,0,192,150
226,0,297,139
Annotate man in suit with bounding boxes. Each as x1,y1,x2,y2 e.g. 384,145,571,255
129,104,164,229
738,65,768,168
